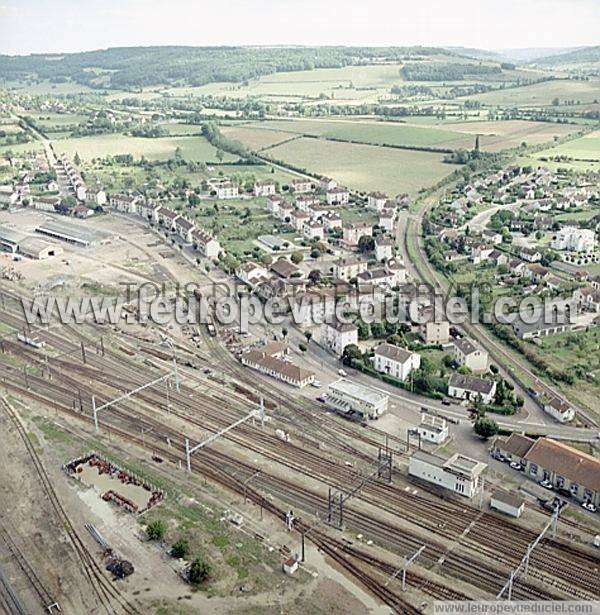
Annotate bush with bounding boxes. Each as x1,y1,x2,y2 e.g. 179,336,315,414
188,556,212,584
171,538,189,559
146,520,166,541
474,417,499,439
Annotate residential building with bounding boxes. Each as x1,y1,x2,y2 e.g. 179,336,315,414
271,258,302,280
372,343,420,381
333,256,367,281
543,397,575,423
290,179,313,194
418,309,450,345
379,208,396,232
236,262,270,287
326,186,349,205
510,309,572,340
408,451,486,498
175,216,195,243
520,247,542,262
295,194,319,212
253,180,276,197
552,226,596,253
33,196,60,212
215,181,239,200
86,188,107,207
325,379,388,420
374,236,394,261
303,220,324,241
367,192,388,211
320,319,358,356
156,206,180,230
452,338,488,373
191,228,220,259
267,194,283,216
290,210,309,231
448,373,496,405
319,177,337,191
343,222,372,246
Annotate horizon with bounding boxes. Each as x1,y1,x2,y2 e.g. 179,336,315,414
1,0,598,56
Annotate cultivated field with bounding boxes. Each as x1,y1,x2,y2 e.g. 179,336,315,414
264,137,454,195
534,130,600,161
53,133,238,162
466,78,600,107
221,125,297,151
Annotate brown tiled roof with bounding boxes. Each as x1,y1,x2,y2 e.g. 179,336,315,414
525,438,600,492
495,433,535,458
271,259,301,279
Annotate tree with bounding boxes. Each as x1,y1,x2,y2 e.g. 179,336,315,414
356,321,370,340
146,520,166,541
215,149,224,163
357,235,375,253
342,344,362,365
171,538,189,559
298,343,307,353
304,331,312,344
370,322,385,338
474,417,499,440
282,327,288,339
74,152,81,166
290,251,303,264
188,556,211,584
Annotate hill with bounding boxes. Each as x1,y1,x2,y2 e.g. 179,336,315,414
0,45,444,90
534,46,600,65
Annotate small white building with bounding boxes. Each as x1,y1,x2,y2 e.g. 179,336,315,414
333,256,367,281
448,373,496,405
303,221,324,241
215,181,239,200
452,338,488,373
343,223,372,246
543,397,575,423
374,236,394,261
192,228,221,259
490,491,525,518
254,180,276,197
325,379,388,420
367,192,388,211
379,208,396,232
409,451,487,498
111,194,140,213
326,186,349,205
290,179,313,194
283,557,298,575
321,320,358,356
552,226,596,253
372,343,420,382
416,413,449,444
320,177,337,191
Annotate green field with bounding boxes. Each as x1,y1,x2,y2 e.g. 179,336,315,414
221,125,298,151
265,137,455,195
534,130,600,161
244,118,473,150
467,79,600,107
53,133,238,162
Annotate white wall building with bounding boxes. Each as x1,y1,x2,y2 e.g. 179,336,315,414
325,379,388,420
416,413,449,444
448,373,496,405
543,397,575,423
372,343,420,381
320,320,358,356
452,338,488,373
552,226,596,253
409,451,487,498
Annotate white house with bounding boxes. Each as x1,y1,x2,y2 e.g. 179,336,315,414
192,228,221,259
490,491,525,518
367,192,388,211
254,180,276,197
319,177,337,191
452,338,488,373
417,413,449,444
343,222,372,246
111,194,139,214
379,208,396,232
543,397,575,423
320,320,358,356
372,343,420,381
175,216,196,243
290,179,313,194
374,236,394,261
236,262,270,287
326,186,349,205
215,181,239,199
303,221,324,241
448,373,496,405
333,256,367,281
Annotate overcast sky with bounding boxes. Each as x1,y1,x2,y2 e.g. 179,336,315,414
0,0,598,55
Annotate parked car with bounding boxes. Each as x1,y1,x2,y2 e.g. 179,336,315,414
509,461,522,470
441,398,451,406
311,380,322,388
540,480,554,490
582,502,597,513
338,369,347,377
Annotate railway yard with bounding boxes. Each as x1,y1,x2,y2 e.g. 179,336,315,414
0,213,599,614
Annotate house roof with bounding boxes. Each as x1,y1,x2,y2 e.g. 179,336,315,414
525,438,600,492
271,258,301,279
546,397,573,414
243,349,314,383
448,373,495,395
453,337,479,356
374,343,413,364
325,319,358,334
495,433,535,458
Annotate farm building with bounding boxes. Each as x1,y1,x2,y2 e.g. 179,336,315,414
35,219,113,247
490,491,525,518
325,379,388,420
409,451,487,498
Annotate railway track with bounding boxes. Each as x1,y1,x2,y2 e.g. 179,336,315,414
0,396,141,615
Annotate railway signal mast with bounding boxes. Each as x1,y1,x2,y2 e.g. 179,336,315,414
497,504,560,600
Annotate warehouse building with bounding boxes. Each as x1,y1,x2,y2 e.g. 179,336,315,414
0,226,26,253
325,379,388,420
409,451,487,498
492,435,600,507
36,219,113,247
19,237,63,260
